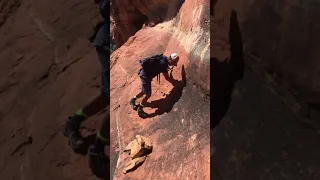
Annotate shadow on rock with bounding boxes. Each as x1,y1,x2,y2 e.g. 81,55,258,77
210,0,218,16
211,10,245,129
211,158,223,180
146,65,187,118
165,0,185,21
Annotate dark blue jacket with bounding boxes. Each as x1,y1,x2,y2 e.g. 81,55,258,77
140,56,169,80
93,0,109,47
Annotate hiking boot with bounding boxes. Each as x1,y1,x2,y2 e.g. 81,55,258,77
64,115,85,150
130,97,139,110
89,144,110,179
137,106,148,119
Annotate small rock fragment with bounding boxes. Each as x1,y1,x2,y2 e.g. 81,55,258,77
123,156,146,174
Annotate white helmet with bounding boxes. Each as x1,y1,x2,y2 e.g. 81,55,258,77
170,53,178,60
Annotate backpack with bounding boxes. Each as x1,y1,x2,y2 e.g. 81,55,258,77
140,54,163,70
139,54,164,84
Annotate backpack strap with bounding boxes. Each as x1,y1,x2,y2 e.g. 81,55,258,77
157,74,160,84
138,68,142,75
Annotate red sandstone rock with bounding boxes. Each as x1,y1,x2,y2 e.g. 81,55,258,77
212,0,320,102
0,1,105,179
110,0,210,179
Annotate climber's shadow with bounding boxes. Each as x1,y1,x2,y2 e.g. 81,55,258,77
146,65,187,118
211,10,245,129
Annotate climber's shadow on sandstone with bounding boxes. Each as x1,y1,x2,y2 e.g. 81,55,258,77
211,10,245,129
146,65,187,118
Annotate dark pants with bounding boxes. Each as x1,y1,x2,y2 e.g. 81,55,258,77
96,46,110,95
140,73,152,95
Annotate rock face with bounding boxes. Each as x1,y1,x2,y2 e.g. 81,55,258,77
211,1,320,179
211,2,320,179
0,1,108,180
110,0,210,179
111,0,171,47
112,0,210,93
212,0,320,108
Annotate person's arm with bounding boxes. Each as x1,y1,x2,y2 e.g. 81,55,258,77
162,71,175,85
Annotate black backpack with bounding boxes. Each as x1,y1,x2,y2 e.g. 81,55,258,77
139,54,164,75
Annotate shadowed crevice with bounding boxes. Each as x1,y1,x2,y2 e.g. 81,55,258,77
211,10,245,129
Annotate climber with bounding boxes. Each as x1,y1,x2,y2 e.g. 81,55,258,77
63,0,110,179
130,53,179,118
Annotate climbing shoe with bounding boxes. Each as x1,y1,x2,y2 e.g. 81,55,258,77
137,106,148,119
64,115,85,150
89,140,110,179
130,97,139,110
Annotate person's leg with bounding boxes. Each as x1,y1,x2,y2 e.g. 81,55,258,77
137,81,151,118
130,77,152,110
135,91,144,99
130,91,144,110
95,44,110,140
141,93,151,106
64,45,109,150
89,45,110,179
64,85,108,150
89,107,110,179
130,76,147,110
65,91,108,127
93,108,109,150
140,81,152,106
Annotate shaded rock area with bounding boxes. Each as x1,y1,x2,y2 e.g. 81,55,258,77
212,66,320,180
212,0,320,122
0,0,109,179
110,0,210,179
111,0,185,47
211,0,320,179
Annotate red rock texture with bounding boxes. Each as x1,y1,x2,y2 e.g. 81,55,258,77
111,0,182,46
110,0,210,179
0,1,108,179
212,0,320,105
111,0,192,46
112,0,210,93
